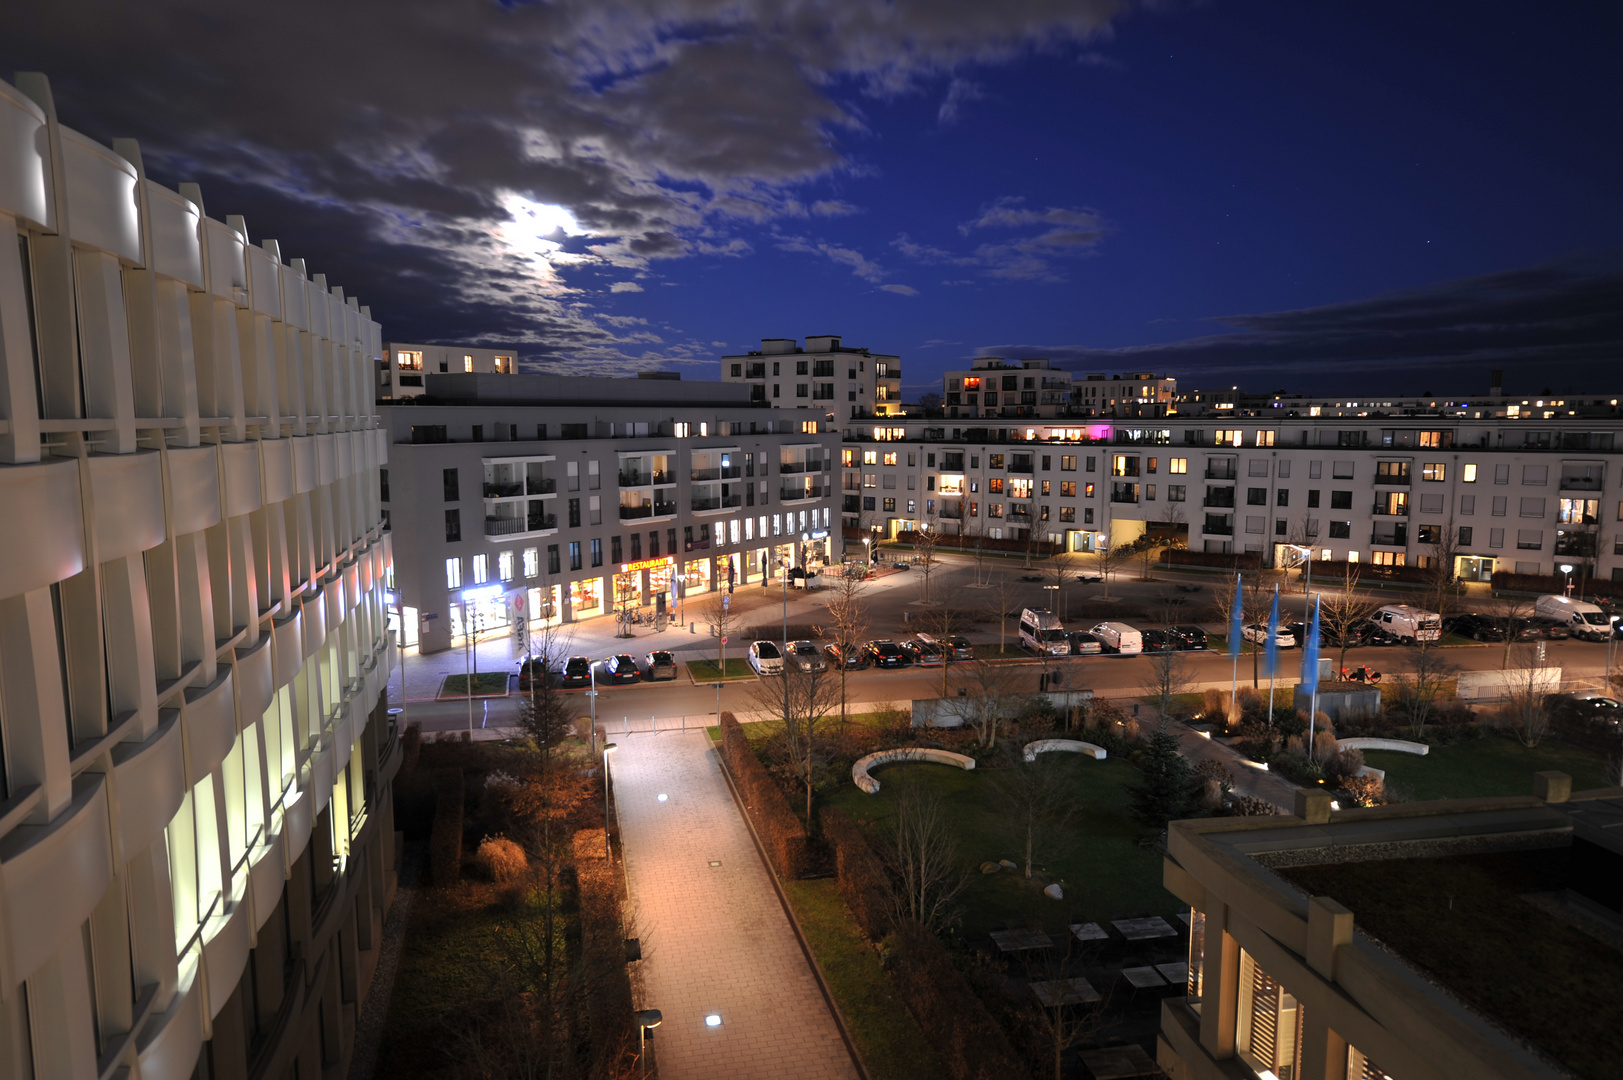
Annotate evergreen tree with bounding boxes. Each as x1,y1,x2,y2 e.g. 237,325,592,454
1128,727,1205,828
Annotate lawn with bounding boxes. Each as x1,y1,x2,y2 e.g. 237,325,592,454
781,879,945,1080
437,671,511,698
1362,733,1614,802
824,756,1177,938
684,658,757,681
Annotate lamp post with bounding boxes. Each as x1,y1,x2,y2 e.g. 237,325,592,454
1561,563,1574,597
634,1009,663,1079
602,742,619,862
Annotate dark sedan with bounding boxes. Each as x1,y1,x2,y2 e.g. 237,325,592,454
559,656,593,688
864,639,910,668
1441,613,1504,642
1141,629,1177,653
901,638,944,666
515,658,552,691
824,642,869,669
645,650,678,681
603,654,642,684
1169,625,1209,650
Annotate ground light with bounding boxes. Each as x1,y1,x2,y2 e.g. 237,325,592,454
657,793,668,802
705,1014,722,1027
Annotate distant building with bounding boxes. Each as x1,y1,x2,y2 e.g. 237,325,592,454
381,341,517,400
720,335,903,417
941,359,1175,419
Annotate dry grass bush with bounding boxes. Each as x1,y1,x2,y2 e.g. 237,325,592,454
1313,729,1340,764
1225,795,1279,817
475,835,528,883
1341,774,1386,807
572,830,637,1079
1203,688,1240,727
718,713,812,878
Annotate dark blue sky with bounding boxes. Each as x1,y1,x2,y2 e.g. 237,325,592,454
8,1,1620,396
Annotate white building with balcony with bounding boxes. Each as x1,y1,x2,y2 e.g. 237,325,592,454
380,341,516,400
720,335,903,417
0,74,398,1080
941,358,1176,419
380,374,839,654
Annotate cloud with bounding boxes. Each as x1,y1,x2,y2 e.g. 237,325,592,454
938,77,985,125
984,256,1623,394
610,281,644,292
880,283,920,295
891,195,1108,282
1,0,1124,372
775,234,888,283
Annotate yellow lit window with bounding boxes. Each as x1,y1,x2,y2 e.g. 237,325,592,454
1462,463,1477,482
1169,458,1188,474
463,354,474,373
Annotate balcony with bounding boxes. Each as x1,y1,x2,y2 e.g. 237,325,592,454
1203,523,1234,536
693,494,744,512
1559,477,1603,491
779,485,828,503
485,514,555,537
691,466,744,482
1372,504,1410,517
1203,493,1235,508
1111,484,1139,504
779,460,816,475
745,364,766,379
1374,472,1411,486
1371,528,1408,546
620,501,678,521
484,481,523,498
1205,466,1237,480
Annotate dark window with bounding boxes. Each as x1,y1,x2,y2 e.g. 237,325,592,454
683,526,693,548
1277,489,1289,506
1307,490,1320,508
1459,526,1473,545
1247,487,1268,505
561,423,587,439
630,533,641,560
380,469,390,501
883,498,896,511
1330,491,1352,510
1041,455,1051,470
569,542,582,570
444,509,461,542
1275,519,1287,536
1417,524,1441,544
568,499,581,528
730,364,741,376
1086,456,1096,472
443,468,459,501
1328,521,1351,538
611,536,622,563
863,496,876,510
547,545,560,574
472,424,484,442
591,539,602,567
667,529,677,555
649,531,659,557
536,424,547,440
796,360,808,375
509,424,518,441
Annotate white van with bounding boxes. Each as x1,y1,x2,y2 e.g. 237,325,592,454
1373,604,1442,643
1018,608,1070,656
1090,621,1144,655
1535,595,1614,642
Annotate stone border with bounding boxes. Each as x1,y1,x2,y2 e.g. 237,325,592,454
1337,737,1430,756
852,748,976,794
1022,739,1108,762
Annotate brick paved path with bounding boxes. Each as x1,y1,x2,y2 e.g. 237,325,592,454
611,732,859,1080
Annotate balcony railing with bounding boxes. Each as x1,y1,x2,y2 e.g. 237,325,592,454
1559,477,1604,491
484,481,523,498
1203,494,1235,508
780,486,828,503
1373,472,1411,486
1203,523,1234,536
1371,531,1408,546
745,364,766,378
690,466,744,482
1372,504,1410,517
620,502,678,520
485,514,556,536
619,472,651,487
1205,467,1237,480
692,494,744,511
529,478,556,494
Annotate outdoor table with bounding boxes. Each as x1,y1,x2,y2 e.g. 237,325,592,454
1119,966,1168,989
1112,916,1179,942
1030,977,1102,1006
1155,962,1189,986
990,928,1052,953
1071,922,1109,943
1079,1044,1160,1079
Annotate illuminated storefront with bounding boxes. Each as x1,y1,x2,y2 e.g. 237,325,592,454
613,571,640,607
682,557,712,594
569,576,603,615
528,584,561,625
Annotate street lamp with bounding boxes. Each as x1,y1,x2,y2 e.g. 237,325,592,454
634,1009,662,1079
602,743,619,862
1560,563,1574,597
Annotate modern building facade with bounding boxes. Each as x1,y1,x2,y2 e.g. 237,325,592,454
379,341,516,401
380,373,840,654
941,358,1176,420
838,412,1623,581
720,335,903,417
0,74,399,1080
1158,779,1619,1080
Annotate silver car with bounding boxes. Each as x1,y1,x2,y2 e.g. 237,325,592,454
786,640,828,672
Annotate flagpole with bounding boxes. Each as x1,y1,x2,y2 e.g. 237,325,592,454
1267,584,1278,728
1307,594,1321,758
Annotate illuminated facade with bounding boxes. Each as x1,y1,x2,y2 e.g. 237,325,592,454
0,74,399,1079
379,340,517,401
720,335,904,417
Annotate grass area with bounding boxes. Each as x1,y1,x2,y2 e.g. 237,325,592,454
684,657,757,680
1206,635,1259,655
437,671,511,698
1363,733,1614,801
825,756,1175,938
782,879,945,1080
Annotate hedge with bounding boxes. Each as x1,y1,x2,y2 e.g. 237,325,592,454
820,807,892,941
573,829,635,1077
887,921,1029,1080
1294,559,1434,585
893,530,1062,558
1493,571,1623,599
428,768,464,886
1161,549,1262,570
717,712,812,879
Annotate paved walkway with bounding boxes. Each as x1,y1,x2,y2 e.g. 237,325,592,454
611,732,859,1080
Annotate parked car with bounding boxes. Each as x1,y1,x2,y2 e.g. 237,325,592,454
1090,621,1143,655
515,657,552,690
1242,623,1297,648
1535,594,1615,642
824,642,869,669
1528,617,1571,641
902,638,944,666
1503,617,1544,642
559,656,593,688
603,654,642,684
747,640,783,675
1141,628,1177,653
786,640,828,672
864,639,909,668
1018,608,1070,656
1373,604,1443,644
645,650,678,681
1441,613,1504,642
916,632,974,661
1067,631,1103,655
1169,625,1209,650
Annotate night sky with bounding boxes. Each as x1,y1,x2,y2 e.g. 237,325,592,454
7,1,1620,398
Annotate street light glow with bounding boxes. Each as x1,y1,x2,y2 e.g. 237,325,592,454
705,1014,722,1027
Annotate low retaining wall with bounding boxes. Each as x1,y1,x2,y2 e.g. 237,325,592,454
1022,739,1108,762
1337,737,1429,756
852,748,976,794
1292,685,1381,722
911,688,1094,728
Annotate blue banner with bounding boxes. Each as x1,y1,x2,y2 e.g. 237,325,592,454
1228,574,1243,660
1300,595,1322,702
1264,585,1279,679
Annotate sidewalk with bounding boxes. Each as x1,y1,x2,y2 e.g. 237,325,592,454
612,732,859,1080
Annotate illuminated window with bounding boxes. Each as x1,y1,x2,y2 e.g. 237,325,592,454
472,553,489,584
463,354,474,372
842,448,857,467
498,551,515,581
1169,458,1187,474
445,558,462,589
1061,455,1077,471
674,422,691,438
1462,463,1478,482
1422,462,1447,482
1236,951,1302,1080
863,450,877,465
883,452,898,466
523,548,538,577
493,354,514,374
1253,430,1275,447
396,350,423,370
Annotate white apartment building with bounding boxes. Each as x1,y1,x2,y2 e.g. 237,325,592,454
720,335,903,417
940,358,1176,420
840,412,1622,583
0,74,399,1080
380,374,839,654
379,341,516,400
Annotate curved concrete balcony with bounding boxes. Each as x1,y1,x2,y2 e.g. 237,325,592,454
234,633,273,725
272,607,304,688
0,773,113,986
184,667,237,782
111,710,184,863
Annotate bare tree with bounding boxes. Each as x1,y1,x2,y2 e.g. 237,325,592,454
913,505,942,603
514,619,581,760
1318,564,1383,674
750,663,842,826
985,570,1019,656
988,750,1082,880
945,660,1022,749
1090,537,1130,599
884,779,971,935
1021,942,1111,1080
968,517,993,586
1424,513,1461,616
1395,644,1456,739
917,602,969,698
1134,511,1188,582
1502,643,1554,748
823,567,870,728
1044,543,1072,622
1490,593,1538,671
1022,512,1052,569
1211,572,1273,686
1139,648,1198,729
700,591,738,677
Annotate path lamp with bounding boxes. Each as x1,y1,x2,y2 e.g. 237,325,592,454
634,1009,663,1078
1561,563,1575,597
602,743,619,862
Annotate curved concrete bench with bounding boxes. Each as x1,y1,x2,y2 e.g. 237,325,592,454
1336,738,1429,756
1022,739,1108,763
853,748,977,795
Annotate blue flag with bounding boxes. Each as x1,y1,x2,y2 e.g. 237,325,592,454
1228,574,1243,660
1264,585,1280,679
1300,595,1322,701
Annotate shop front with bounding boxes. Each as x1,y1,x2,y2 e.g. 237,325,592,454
799,528,831,573
613,570,640,609
569,576,603,617
451,583,509,643
774,542,797,580
527,584,561,626
1456,555,1496,583
681,557,712,596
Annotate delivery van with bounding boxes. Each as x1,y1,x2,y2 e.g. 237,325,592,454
1535,594,1614,642
1089,621,1144,655
1018,608,1070,656
1372,605,1442,643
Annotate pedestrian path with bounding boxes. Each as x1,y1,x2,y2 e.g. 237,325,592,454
611,732,859,1080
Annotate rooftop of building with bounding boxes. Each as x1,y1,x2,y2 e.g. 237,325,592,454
722,334,897,358
379,372,758,409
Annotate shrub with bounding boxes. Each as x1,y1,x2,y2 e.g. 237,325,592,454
718,712,812,878
475,835,528,883
398,721,422,786
1225,795,1278,817
886,922,1027,1080
572,830,635,1075
1341,774,1387,807
1323,748,1365,786
820,807,892,941
429,768,465,886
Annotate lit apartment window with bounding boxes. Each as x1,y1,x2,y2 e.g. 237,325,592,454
498,551,515,581
1169,458,1188,474
1423,462,1447,482
494,354,514,374
843,448,857,467
463,354,474,372
1236,951,1302,1080
523,548,539,577
674,422,691,438
472,553,489,584
446,558,462,589
396,350,423,370
1462,463,1478,482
